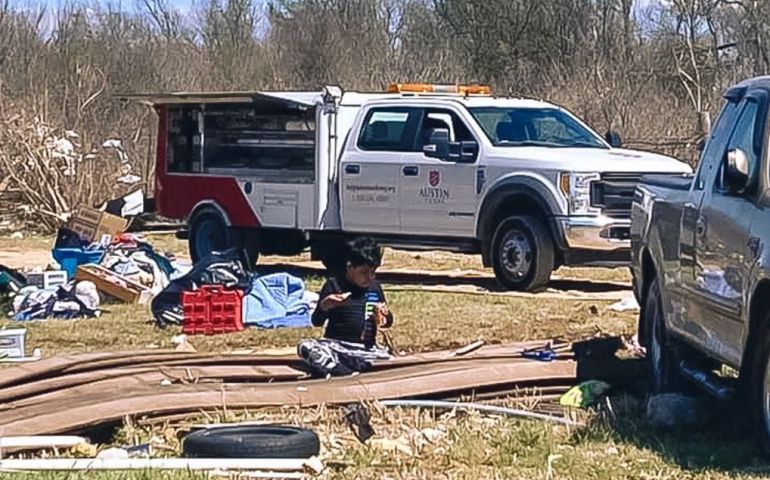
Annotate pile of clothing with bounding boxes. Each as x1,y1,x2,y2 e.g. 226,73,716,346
100,234,191,295
151,249,316,330
11,281,100,321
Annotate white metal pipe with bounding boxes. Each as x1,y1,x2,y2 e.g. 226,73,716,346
0,436,88,449
0,458,312,472
379,399,581,426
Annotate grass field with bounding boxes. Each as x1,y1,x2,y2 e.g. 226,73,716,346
1,235,769,479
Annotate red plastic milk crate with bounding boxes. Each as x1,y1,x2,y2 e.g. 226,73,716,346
182,286,245,335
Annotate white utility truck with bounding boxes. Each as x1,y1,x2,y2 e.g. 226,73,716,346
124,83,691,291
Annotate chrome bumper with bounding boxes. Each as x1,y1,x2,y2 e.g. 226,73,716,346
558,216,631,251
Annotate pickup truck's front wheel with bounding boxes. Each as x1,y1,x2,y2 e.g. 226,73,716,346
644,279,678,393
491,215,554,292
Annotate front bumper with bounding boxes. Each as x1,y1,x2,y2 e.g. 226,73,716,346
558,215,631,251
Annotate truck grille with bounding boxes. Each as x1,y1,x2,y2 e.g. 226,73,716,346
591,173,643,218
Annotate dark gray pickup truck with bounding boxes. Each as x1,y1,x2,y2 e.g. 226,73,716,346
631,76,770,451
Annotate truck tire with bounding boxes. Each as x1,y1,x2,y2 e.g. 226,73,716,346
749,314,770,455
189,210,258,266
183,425,320,459
643,279,679,393
490,215,554,292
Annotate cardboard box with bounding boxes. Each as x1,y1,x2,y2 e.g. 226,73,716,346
67,207,128,244
75,264,151,304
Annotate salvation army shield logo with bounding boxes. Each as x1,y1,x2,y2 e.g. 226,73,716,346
429,170,441,187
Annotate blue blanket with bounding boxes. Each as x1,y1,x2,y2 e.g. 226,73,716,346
243,273,313,329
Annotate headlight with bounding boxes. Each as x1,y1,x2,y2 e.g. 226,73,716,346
559,172,601,215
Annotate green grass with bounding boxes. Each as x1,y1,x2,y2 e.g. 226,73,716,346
2,235,769,479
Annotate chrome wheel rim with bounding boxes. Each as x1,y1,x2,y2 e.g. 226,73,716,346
500,229,533,280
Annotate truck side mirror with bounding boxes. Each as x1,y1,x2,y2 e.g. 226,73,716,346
725,148,751,193
605,130,622,148
423,128,450,160
447,140,478,163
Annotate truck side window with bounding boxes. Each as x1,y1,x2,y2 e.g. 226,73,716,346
694,100,740,190
716,99,762,192
357,108,418,152
415,109,475,150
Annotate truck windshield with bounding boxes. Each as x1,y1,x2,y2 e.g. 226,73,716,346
469,107,607,149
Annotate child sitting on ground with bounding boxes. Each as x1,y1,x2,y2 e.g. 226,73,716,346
298,237,394,376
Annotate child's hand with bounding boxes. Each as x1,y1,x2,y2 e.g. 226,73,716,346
374,303,390,327
320,292,351,312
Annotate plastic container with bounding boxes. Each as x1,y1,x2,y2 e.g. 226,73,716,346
182,286,245,335
52,248,105,279
0,329,26,359
26,270,68,290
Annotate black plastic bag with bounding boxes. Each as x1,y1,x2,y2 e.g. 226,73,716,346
151,248,252,328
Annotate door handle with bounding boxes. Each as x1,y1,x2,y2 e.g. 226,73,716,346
696,217,707,237
344,164,360,175
402,166,419,176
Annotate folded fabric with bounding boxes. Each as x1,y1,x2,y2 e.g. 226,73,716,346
243,272,313,329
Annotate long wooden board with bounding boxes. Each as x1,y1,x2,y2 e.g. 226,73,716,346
0,358,578,436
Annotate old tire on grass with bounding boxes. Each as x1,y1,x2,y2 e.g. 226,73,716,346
490,215,554,292
183,425,320,459
643,279,679,393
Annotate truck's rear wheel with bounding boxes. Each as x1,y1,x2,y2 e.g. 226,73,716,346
643,279,679,393
189,210,258,266
490,215,554,292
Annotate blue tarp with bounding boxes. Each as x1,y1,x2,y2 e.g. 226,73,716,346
243,273,313,329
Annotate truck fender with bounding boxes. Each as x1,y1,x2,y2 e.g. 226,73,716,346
189,200,232,227
476,174,566,265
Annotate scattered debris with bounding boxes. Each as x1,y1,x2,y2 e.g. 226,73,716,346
609,296,640,312
447,340,485,357
343,403,375,443
0,457,322,473
379,399,582,426
0,435,88,451
0,328,26,358
559,380,612,409
368,438,414,456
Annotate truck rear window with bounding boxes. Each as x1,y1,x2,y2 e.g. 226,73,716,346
357,109,418,151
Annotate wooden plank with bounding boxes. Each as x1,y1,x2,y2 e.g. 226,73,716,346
0,358,578,435
0,365,306,406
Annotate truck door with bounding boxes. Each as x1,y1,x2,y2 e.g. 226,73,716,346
399,108,479,236
677,94,742,337
339,107,419,233
691,93,767,365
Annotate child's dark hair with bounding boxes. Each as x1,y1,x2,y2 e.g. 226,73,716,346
346,237,383,268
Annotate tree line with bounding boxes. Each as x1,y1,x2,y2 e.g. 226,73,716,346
0,0,768,229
